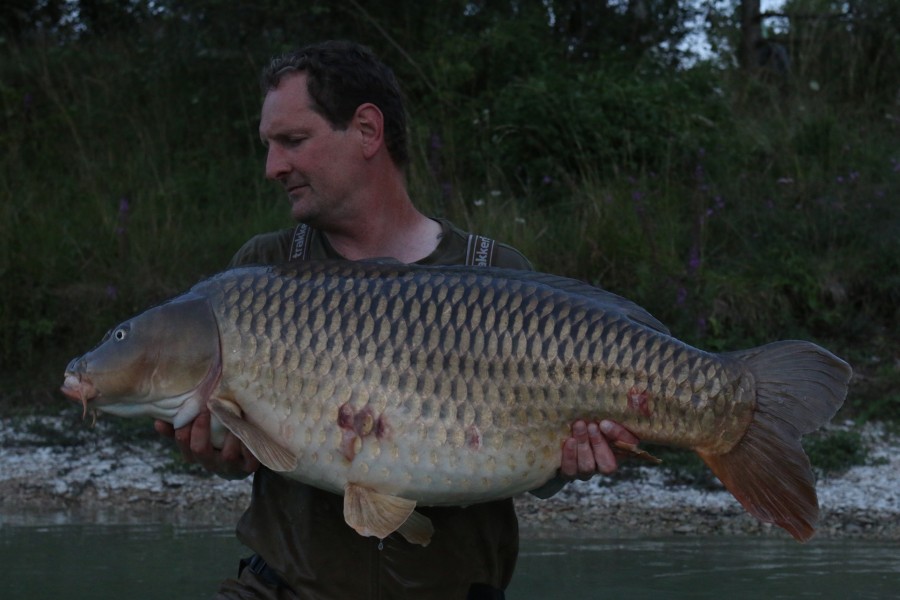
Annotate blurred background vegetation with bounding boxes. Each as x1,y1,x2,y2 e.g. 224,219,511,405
1,0,898,427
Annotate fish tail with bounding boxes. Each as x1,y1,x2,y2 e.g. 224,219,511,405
697,341,852,542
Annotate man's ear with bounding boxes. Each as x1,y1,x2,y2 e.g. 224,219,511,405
354,103,384,159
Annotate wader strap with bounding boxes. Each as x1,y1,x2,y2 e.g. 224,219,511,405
465,233,496,267
292,224,497,266
289,223,313,261
238,554,291,591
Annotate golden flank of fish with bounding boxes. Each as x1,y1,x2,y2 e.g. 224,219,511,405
61,261,851,545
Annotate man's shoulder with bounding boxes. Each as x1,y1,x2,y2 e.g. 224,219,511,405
489,240,532,270
435,218,533,271
229,228,294,267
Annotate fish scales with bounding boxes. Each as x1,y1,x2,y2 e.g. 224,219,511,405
196,263,751,504
62,259,850,543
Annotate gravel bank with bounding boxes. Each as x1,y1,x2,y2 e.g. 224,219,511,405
1,413,897,539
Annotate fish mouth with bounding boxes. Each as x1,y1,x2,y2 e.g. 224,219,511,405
60,371,98,417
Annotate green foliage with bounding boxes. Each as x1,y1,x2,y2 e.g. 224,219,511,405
782,0,900,105
467,66,725,199
802,430,869,474
1,34,285,402
1,1,898,427
850,363,900,424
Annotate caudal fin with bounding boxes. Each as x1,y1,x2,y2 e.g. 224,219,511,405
697,340,851,542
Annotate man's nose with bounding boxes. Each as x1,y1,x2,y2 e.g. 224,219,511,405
264,145,290,181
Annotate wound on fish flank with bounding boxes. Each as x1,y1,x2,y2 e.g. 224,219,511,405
337,402,394,462
626,386,652,418
466,424,482,451
341,428,361,462
61,260,852,546
354,406,376,436
375,414,391,440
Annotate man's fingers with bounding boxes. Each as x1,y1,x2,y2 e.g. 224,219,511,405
575,422,597,478
588,422,618,475
174,424,190,444
190,411,212,456
560,420,618,479
600,419,639,445
561,437,578,478
154,420,175,439
155,412,257,479
220,431,244,463
560,419,631,479
241,447,262,473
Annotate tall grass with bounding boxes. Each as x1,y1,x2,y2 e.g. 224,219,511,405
1,37,284,405
2,32,897,422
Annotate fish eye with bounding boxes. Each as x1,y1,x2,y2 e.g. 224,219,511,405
112,326,129,342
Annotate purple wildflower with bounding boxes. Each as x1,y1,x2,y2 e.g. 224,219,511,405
687,244,701,273
696,316,708,336
116,197,130,237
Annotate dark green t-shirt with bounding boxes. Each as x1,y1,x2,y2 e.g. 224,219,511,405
229,218,531,599
229,218,532,270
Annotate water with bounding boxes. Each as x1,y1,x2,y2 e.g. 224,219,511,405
2,519,898,599
1,520,246,600
509,537,900,599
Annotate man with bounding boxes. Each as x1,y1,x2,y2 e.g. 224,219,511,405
157,40,638,599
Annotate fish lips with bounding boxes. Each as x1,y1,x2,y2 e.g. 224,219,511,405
60,360,99,412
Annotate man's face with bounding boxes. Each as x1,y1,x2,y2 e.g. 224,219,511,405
259,72,358,225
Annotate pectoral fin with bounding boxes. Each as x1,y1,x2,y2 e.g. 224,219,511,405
208,397,297,472
343,483,434,546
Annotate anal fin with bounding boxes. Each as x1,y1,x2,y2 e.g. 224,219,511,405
613,440,662,464
344,483,433,547
397,509,435,547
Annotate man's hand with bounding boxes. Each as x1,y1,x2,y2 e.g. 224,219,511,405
154,412,260,480
560,419,639,479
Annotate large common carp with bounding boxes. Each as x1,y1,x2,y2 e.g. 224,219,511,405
61,260,851,544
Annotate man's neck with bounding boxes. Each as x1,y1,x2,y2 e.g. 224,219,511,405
321,203,442,263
